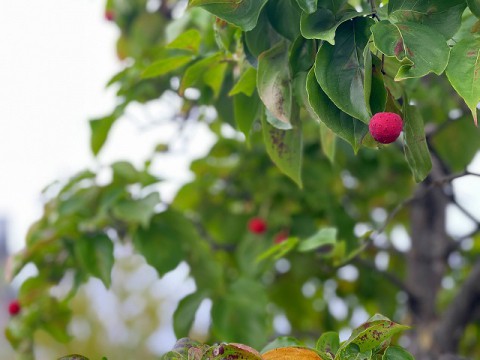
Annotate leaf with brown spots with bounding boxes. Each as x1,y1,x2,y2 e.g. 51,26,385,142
203,343,263,360
263,347,323,360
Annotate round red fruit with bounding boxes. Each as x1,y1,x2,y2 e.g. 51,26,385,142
8,300,21,316
369,112,403,144
248,217,267,234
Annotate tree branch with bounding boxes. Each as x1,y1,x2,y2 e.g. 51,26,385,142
433,259,480,354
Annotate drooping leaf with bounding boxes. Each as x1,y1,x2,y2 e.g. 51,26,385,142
257,41,292,126
306,68,368,152
233,92,261,139
301,8,367,45
315,17,375,123
173,291,207,338
445,38,480,125
166,29,202,53
90,115,116,156
266,0,302,42
142,55,194,79
403,103,432,182
371,21,450,80
188,0,269,31
388,0,467,39
382,346,415,360
319,122,336,163
244,11,281,59
289,37,316,75
261,108,303,188
369,55,388,114
295,0,317,13
75,234,114,288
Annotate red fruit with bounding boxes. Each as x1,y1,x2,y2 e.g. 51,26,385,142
369,112,403,144
248,217,267,234
274,231,289,244
105,10,115,21
8,300,21,316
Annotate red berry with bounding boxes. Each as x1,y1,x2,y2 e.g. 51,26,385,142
369,112,403,144
105,10,115,21
274,231,289,244
248,217,267,234
8,300,21,316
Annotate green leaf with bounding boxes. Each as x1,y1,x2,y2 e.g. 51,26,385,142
261,108,303,188
203,344,263,360
306,68,368,152
266,0,302,41
388,0,467,39
142,55,194,79
234,92,261,139
369,55,388,114
382,346,414,360
289,37,316,75
316,332,340,358
261,337,304,353
445,38,480,125
319,122,336,163
166,29,202,53
295,0,317,13
468,0,480,18
298,227,337,252
180,53,227,98
111,161,159,186
336,316,409,358
112,192,160,227
257,41,292,126
90,115,116,156
188,0,269,31
76,234,114,288
337,344,372,360
256,237,299,262
403,103,432,182
301,9,367,45
133,211,192,276
173,291,207,338
229,67,257,96
315,17,374,123
371,21,450,80
211,278,269,348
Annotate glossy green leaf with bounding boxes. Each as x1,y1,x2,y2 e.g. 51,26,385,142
388,0,467,39
112,192,160,227
229,67,257,96
133,211,191,276
369,55,388,114
234,92,261,139
371,21,450,80
266,0,302,41
337,344,372,360
301,9,367,44
166,29,202,53
244,12,281,59
142,55,194,79
257,42,292,125
295,0,317,13
298,227,337,252
261,108,303,188
382,346,415,360
188,0,269,31
315,17,374,123
75,234,114,288
261,337,304,353
403,103,432,182
290,37,316,75
173,291,207,338
445,38,480,125
316,332,340,358
306,68,368,152
468,0,480,18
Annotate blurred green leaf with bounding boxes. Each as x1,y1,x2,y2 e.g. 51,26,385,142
298,227,337,252
173,291,207,338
